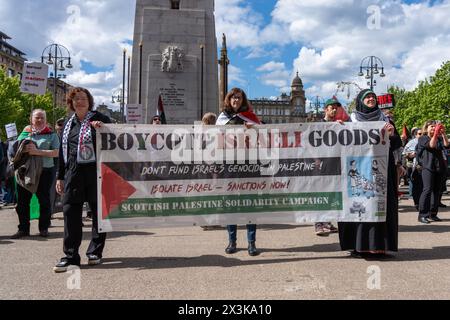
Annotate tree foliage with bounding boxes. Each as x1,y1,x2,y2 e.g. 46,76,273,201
389,61,450,132
0,68,67,141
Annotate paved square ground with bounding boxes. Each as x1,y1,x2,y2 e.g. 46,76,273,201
1,188,449,300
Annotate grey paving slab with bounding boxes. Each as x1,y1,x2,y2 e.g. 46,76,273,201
0,189,449,300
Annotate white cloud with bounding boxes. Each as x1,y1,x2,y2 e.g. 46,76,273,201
49,1,135,67
215,0,263,49
2,0,450,108
257,62,290,89
67,70,115,87
272,0,450,98
257,61,286,72
293,47,352,81
228,64,247,87
0,0,135,108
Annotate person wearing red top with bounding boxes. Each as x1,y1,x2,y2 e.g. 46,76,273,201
217,88,261,256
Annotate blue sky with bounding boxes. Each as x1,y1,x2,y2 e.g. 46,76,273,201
217,0,450,104
1,0,450,111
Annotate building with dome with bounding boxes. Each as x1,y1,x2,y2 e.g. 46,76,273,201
249,72,312,124
218,36,319,124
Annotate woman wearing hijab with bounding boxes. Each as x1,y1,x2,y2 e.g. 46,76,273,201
216,88,261,256
11,109,60,239
53,87,111,273
339,89,401,258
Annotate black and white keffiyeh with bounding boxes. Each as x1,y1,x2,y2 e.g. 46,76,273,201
62,111,95,164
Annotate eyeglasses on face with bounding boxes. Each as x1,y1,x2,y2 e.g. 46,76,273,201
231,95,243,100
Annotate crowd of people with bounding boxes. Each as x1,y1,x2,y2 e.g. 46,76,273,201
2,86,448,273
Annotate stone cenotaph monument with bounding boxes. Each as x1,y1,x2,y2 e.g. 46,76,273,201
129,0,219,124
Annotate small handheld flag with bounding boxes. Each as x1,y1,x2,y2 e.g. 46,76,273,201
157,94,167,124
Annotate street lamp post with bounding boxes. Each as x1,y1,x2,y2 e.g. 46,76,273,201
122,49,127,123
307,96,324,122
111,89,126,123
127,56,131,105
311,96,325,115
358,56,386,90
335,81,363,100
41,44,73,126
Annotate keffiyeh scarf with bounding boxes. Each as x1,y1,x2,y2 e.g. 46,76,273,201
62,111,95,164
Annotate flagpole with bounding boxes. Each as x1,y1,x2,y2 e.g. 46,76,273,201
139,42,143,105
122,48,126,123
157,93,167,124
139,42,144,123
200,44,204,119
127,56,131,105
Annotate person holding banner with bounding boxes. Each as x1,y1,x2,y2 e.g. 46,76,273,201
217,88,261,256
53,87,111,273
200,112,223,231
11,109,60,239
340,89,402,258
313,98,343,236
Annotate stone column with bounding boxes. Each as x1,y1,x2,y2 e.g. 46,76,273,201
129,0,219,124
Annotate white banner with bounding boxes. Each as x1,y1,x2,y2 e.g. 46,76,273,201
126,104,143,124
20,62,49,95
96,122,390,232
5,123,18,139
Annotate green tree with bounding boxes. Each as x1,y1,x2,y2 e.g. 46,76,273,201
390,61,450,132
346,99,357,114
0,68,66,141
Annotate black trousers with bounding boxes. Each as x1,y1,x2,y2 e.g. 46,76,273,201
438,176,448,204
16,168,55,233
63,200,106,265
411,169,423,207
419,169,443,218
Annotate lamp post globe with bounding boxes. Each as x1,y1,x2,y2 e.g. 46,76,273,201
358,56,386,91
41,44,73,126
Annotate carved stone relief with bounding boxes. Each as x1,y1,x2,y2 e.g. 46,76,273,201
161,46,184,72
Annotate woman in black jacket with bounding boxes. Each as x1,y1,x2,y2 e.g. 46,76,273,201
416,120,449,223
53,87,111,273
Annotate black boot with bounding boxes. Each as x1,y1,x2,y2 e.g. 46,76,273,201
225,242,237,254
248,241,258,256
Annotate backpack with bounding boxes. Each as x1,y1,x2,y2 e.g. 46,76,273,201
5,139,19,178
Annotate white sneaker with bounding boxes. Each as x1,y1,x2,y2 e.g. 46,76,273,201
87,255,102,266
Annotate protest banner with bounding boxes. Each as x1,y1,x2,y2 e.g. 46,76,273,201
5,123,18,139
126,104,143,124
19,62,48,95
377,94,395,109
96,122,389,232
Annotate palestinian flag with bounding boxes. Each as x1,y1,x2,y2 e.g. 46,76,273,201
157,94,167,124
401,124,409,140
216,107,261,125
